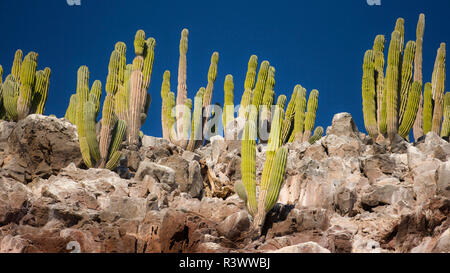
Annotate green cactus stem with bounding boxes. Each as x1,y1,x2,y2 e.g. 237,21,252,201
423,82,433,135
373,35,386,133
202,52,219,139
362,50,378,138
33,67,51,115
99,93,116,167
84,101,101,162
441,92,450,138
290,85,307,143
106,50,121,95
239,55,258,119
176,29,189,142
89,80,102,118
241,107,258,216
3,75,19,121
223,74,234,133
309,126,324,144
281,86,299,143
105,119,127,170
399,41,416,123
134,30,146,56
114,42,127,84
431,43,446,135
65,94,77,124
187,88,205,151
260,66,276,141
161,70,171,140
143,38,156,90
251,60,270,112
385,30,402,141
398,81,421,139
302,89,319,142
11,49,23,80
17,52,38,120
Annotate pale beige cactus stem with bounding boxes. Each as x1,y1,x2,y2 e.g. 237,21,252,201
176,29,189,143
128,70,144,147
413,14,425,142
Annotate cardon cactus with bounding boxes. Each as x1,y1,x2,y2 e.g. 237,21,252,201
222,74,234,134
398,82,421,139
441,92,450,138
413,14,426,141
281,86,299,143
431,43,446,135
423,82,433,134
309,126,324,144
398,41,416,123
302,89,319,142
161,70,171,140
290,85,307,143
239,55,258,119
187,88,204,151
260,66,276,140
127,69,144,147
1,50,51,121
176,29,189,142
134,30,146,56
362,50,378,138
202,52,219,140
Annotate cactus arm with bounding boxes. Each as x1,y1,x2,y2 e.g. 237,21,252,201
239,55,258,119
309,126,324,144
385,31,402,141
17,52,38,120
65,94,77,123
251,60,270,113
202,52,219,140
398,41,416,123
398,82,421,139
176,29,189,140
114,42,127,85
241,107,258,216
79,137,93,168
127,70,144,148
160,70,171,140
362,50,378,138
84,101,101,163
99,93,117,167
106,50,121,95
3,75,20,121
290,85,306,142
88,80,102,119
134,30,146,57
141,92,151,127
259,66,276,141
423,82,433,135
302,89,319,142
223,74,235,134
373,35,386,133
281,86,299,143
179,98,192,149
431,43,446,135
106,119,126,170
413,14,425,142
142,38,156,90
167,92,177,143
33,67,51,115
187,88,205,152
11,49,23,80
264,146,288,212
441,92,450,138
234,180,248,204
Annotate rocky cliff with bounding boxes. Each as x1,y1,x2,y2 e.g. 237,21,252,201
0,113,448,253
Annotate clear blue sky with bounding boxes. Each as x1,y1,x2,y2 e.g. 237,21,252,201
1,0,449,137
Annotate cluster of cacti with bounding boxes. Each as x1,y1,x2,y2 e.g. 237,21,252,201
362,14,448,141
160,28,220,151
0,50,51,121
65,30,155,168
237,97,288,234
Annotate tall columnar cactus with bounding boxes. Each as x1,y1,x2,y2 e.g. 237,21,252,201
3,75,19,121
441,92,450,138
11,49,23,80
17,52,37,120
187,88,205,151
413,14,426,142
106,50,121,94
373,35,386,130
399,41,417,123
398,81,421,139
176,29,189,142
281,86,299,143
161,70,171,140
385,30,402,141
65,94,77,123
303,89,319,142
223,75,234,133
260,66,276,139
240,103,288,233
32,67,51,115
362,50,378,138
431,43,446,135
239,55,258,119
202,52,219,140
128,69,144,147
423,82,433,135
290,85,307,143
309,126,324,144
142,38,156,90
250,60,270,111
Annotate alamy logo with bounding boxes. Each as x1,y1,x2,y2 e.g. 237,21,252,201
67,0,81,6
367,0,381,5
